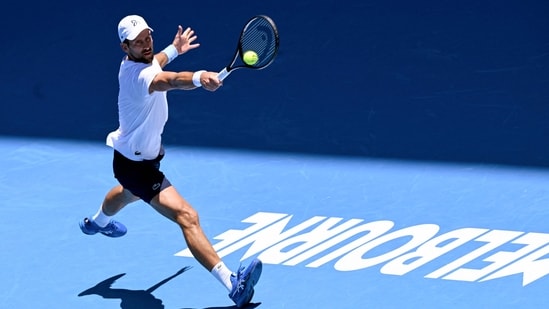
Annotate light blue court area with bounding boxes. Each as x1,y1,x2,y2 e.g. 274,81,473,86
1,137,548,308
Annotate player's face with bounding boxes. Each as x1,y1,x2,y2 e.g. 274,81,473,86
124,30,154,64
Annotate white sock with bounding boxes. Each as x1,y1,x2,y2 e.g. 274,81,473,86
92,207,112,228
211,261,233,292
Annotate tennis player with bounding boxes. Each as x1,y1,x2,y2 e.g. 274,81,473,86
78,15,261,307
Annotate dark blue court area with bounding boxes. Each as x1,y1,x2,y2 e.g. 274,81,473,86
1,1,548,308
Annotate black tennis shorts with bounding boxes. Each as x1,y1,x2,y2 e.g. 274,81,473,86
112,149,172,204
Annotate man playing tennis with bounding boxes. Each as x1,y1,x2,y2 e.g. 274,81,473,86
78,15,261,308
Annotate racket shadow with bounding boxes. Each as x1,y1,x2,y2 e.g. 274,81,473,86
78,266,192,309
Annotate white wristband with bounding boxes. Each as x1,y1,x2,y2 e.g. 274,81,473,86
162,45,178,64
192,70,206,87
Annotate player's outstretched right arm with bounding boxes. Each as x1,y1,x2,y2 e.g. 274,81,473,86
150,71,222,93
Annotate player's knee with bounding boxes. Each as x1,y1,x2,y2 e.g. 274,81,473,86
175,207,200,229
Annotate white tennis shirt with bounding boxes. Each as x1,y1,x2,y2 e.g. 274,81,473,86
106,57,168,161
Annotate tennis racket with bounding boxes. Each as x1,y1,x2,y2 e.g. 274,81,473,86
218,15,280,81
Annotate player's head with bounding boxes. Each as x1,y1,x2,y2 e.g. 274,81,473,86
118,15,153,42
118,15,155,64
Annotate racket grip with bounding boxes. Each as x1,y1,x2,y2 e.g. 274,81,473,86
217,67,231,81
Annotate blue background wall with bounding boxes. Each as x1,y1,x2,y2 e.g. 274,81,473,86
1,0,548,167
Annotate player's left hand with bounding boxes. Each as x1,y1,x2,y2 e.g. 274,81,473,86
172,25,200,55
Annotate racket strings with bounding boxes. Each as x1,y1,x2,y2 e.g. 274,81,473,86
240,18,278,68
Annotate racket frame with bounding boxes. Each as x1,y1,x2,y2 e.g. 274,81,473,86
218,15,279,81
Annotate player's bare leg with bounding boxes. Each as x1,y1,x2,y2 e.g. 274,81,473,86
149,186,220,270
101,184,140,216
79,184,138,237
149,185,262,307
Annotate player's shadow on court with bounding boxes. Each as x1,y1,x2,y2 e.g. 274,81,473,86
78,266,192,309
78,266,261,309
182,303,261,309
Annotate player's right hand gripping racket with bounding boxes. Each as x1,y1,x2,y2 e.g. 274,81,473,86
217,15,280,81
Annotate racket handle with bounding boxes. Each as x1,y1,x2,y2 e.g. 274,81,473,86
217,67,231,81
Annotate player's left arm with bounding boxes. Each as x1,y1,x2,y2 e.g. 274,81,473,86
156,25,200,68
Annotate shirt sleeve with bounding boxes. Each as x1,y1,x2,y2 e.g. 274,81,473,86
137,58,162,96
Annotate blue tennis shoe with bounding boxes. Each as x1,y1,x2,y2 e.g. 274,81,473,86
79,217,127,238
229,258,262,307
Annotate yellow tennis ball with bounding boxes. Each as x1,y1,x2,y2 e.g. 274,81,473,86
243,50,259,65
